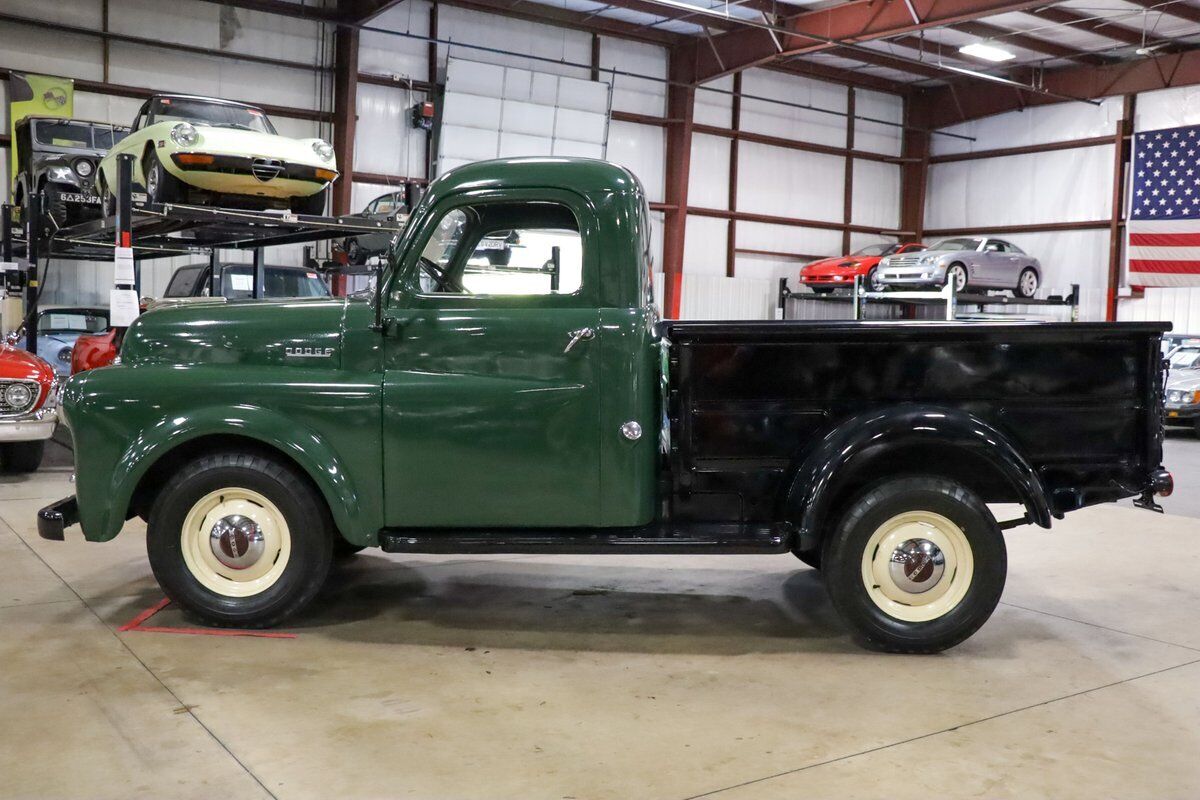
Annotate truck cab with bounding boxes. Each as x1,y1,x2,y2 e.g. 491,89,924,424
39,158,1172,653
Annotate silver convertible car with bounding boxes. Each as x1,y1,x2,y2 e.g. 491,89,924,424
877,237,1042,298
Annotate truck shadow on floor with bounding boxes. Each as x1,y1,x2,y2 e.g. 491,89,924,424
283,557,856,655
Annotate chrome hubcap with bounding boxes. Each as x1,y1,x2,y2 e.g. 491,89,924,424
147,165,158,196
950,267,966,291
887,538,946,594
1021,272,1037,295
209,514,265,570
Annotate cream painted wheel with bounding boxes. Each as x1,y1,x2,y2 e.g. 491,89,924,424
860,510,974,623
180,487,292,598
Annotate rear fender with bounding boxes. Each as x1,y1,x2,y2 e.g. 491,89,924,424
782,404,1051,551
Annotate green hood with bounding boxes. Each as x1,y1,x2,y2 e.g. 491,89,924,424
120,297,348,368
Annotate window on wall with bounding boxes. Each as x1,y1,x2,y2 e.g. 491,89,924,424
411,202,583,297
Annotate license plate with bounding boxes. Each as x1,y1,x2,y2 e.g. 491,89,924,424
477,239,506,250
60,193,99,204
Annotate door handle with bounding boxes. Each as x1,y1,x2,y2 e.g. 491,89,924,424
563,327,595,354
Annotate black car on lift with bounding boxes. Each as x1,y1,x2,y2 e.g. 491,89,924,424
161,261,331,300
11,116,130,228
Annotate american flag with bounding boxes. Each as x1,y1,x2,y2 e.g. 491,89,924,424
1128,124,1200,286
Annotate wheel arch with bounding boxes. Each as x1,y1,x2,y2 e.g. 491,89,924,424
781,404,1051,553
94,411,369,546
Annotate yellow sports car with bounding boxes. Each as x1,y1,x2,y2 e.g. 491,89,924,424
96,93,338,215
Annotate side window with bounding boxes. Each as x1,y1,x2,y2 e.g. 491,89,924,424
411,202,584,297
164,266,202,297
985,240,1005,253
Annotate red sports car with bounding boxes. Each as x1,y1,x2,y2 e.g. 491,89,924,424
0,342,58,472
800,242,926,293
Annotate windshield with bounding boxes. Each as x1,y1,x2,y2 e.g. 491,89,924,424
33,121,124,150
221,267,329,299
38,309,108,334
150,97,277,134
851,244,896,257
1170,348,1200,370
930,238,983,252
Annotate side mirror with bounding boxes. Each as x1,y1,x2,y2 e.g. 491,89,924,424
369,261,386,333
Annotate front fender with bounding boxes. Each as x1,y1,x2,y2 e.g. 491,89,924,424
81,404,369,543
783,404,1051,550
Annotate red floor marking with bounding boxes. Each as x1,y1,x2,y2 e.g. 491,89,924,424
118,597,298,639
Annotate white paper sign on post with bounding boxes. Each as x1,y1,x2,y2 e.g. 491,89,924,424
113,246,135,286
110,289,140,327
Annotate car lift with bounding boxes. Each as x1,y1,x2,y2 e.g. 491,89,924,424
777,275,1082,322
1,153,405,355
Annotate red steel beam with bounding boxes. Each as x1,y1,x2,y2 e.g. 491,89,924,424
842,87,855,254
662,52,695,320
683,0,1055,83
1107,94,1135,321
727,71,741,278
911,46,1200,127
332,26,359,218
898,98,930,240
1124,0,1200,25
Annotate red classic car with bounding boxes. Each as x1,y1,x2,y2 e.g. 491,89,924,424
0,342,58,472
800,242,926,293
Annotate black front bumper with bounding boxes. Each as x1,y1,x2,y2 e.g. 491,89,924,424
38,496,78,541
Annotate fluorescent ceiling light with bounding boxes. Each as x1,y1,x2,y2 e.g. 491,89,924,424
959,42,1016,62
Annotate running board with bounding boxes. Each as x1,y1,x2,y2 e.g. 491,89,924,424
379,524,793,555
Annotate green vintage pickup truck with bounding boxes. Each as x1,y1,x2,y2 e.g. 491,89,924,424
40,158,1172,653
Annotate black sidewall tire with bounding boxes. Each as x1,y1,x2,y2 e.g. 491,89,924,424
144,149,183,205
147,454,333,628
823,476,1006,653
1,441,45,473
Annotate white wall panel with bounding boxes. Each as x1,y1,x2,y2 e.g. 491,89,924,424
439,59,609,175
850,232,898,252
110,0,325,67
106,45,322,112
737,142,844,222
4,0,99,27
996,229,1108,293
853,89,903,157
438,6,592,80
600,37,665,117
1136,85,1200,131
737,220,842,257
360,0,431,79
932,97,1121,156
682,215,728,276
680,273,775,320
687,134,730,211
694,76,733,127
354,83,427,178
925,145,1113,229
605,120,663,203
851,159,900,230
1119,287,1200,331
72,92,143,127
740,69,847,148
0,23,104,81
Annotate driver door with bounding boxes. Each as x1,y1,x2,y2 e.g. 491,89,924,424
380,191,603,528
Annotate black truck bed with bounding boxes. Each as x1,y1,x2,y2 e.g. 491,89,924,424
661,320,1170,532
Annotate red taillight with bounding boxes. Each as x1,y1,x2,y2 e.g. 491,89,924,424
1155,469,1174,497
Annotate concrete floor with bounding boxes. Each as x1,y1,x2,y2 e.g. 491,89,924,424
3,439,1200,799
